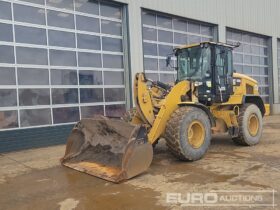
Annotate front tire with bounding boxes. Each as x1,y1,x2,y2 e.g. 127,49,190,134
233,104,263,146
165,106,211,161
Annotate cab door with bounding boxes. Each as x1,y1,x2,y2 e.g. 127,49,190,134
214,46,234,103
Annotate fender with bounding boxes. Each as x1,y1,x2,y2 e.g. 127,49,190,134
179,102,216,127
242,95,265,116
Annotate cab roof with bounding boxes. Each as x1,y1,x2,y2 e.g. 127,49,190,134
175,42,238,50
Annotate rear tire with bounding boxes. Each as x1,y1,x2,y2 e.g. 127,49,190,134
165,106,211,161
232,104,263,146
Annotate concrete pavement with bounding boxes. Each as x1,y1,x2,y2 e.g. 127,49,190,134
0,116,279,210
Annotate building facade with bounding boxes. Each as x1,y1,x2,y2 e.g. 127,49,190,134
0,0,279,152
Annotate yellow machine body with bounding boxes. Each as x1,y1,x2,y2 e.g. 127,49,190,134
133,71,268,145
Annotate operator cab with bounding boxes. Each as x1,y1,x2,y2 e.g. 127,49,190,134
173,42,235,105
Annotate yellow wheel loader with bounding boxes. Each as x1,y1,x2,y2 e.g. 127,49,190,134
61,42,267,183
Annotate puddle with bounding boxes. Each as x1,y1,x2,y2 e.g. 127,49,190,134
0,166,161,210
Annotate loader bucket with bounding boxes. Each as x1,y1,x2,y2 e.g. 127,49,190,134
61,117,153,183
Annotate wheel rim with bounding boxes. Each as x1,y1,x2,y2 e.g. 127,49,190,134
187,120,205,149
248,114,259,137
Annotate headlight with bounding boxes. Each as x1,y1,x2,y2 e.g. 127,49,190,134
194,81,203,87
233,78,241,86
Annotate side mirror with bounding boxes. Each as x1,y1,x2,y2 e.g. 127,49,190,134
166,56,171,67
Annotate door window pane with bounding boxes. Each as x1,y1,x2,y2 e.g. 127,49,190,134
102,37,122,52
252,67,260,75
79,71,103,85
105,104,125,117
81,106,104,118
252,56,260,65
46,0,74,10
233,53,243,63
52,88,78,104
53,107,79,124
201,37,211,42
0,23,13,42
0,68,16,85
251,36,260,45
144,58,158,70
0,46,15,64
158,45,173,57
143,43,157,56
0,90,17,107
18,68,49,85
0,1,12,20
77,34,101,50
15,26,46,45
100,3,121,19
50,50,76,66
233,64,243,73
244,55,251,64
188,22,200,33
47,10,74,29
101,20,122,36
243,66,252,74
159,59,171,71
201,26,212,36
260,47,268,56
243,44,251,53
19,89,50,106
51,69,77,85
80,88,103,103
142,11,156,26
242,34,251,43
188,35,201,44
231,31,242,41
75,0,99,15
160,74,174,83
157,15,172,29
76,15,100,33
158,30,173,43
173,19,187,31
103,55,123,68
0,111,18,129
14,4,45,25
21,0,45,5
143,27,157,41
145,73,159,81
174,33,188,45
104,71,124,85
251,45,260,55
48,30,75,48
17,47,48,65
20,109,51,127
105,88,125,102
78,52,101,67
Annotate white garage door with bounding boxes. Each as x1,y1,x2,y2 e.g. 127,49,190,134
141,9,214,83
227,29,270,103
0,0,127,130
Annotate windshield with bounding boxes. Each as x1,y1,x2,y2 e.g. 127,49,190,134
177,46,211,81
